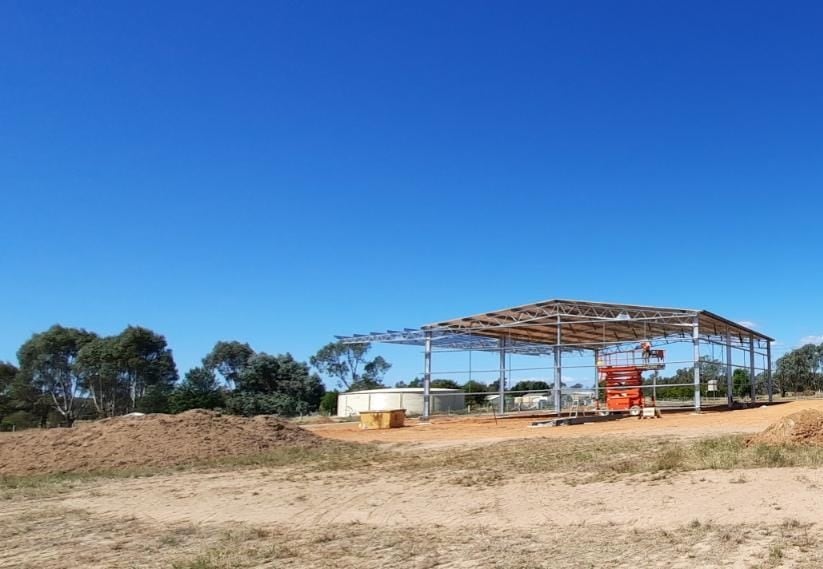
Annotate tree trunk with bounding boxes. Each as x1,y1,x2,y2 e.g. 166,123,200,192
89,383,104,417
129,373,137,412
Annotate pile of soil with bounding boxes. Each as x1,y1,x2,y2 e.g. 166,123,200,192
748,409,823,446
0,410,325,476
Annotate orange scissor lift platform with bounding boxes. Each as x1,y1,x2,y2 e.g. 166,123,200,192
597,349,665,415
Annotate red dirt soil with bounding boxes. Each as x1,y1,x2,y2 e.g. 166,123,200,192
748,408,823,445
0,410,323,476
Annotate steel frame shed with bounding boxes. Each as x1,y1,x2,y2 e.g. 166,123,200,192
338,299,773,420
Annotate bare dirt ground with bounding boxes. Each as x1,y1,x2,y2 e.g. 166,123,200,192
306,400,823,447
5,402,823,568
0,410,322,476
5,462,823,568
44,464,823,529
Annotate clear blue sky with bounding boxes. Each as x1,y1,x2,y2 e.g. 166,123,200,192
2,1,821,387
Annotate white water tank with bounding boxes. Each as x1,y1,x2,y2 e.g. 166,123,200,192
336,387,465,417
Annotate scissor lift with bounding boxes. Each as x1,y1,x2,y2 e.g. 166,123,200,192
597,348,664,416
530,348,665,427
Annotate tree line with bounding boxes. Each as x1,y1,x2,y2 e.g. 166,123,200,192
644,343,823,400
773,343,823,396
6,329,817,428
643,357,753,400
0,330,589,428
0,325,178,429
0,329,391,430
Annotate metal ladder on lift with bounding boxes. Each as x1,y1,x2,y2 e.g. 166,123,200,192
568,396,580,418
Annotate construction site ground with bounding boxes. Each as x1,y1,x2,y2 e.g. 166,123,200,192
5,401,823,568
305,400,820,447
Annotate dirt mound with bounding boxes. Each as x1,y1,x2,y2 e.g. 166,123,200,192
748,409,823,446
0,410,325,476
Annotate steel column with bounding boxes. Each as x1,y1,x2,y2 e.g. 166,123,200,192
652,371,658,403
749,336,756,402
767,341,773,402
693,318,701,412
593,348,600,403
423,331,432,420
498,337,506,415
553,316,562,414
726,330,734,408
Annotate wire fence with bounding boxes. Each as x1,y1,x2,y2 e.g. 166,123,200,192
350,384,786,418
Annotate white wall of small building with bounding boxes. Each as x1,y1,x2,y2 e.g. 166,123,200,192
337,388,465,417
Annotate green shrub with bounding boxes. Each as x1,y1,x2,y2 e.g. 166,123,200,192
319,391,338,415
224,393,308,417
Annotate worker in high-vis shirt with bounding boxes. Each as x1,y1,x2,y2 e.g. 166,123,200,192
641,341,652,362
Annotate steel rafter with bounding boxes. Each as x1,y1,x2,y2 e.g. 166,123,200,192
337,299,772,354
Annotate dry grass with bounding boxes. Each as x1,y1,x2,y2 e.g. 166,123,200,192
389,435,823,485
0,440,386,499
7,434,823,568
0,507,215,569
7,507,819,569
7,434,823,498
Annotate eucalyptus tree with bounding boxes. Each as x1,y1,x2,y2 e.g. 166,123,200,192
0,361,19,425
310,341,391,390
202,341,255,388
17,325,97,426
76,326,178,415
